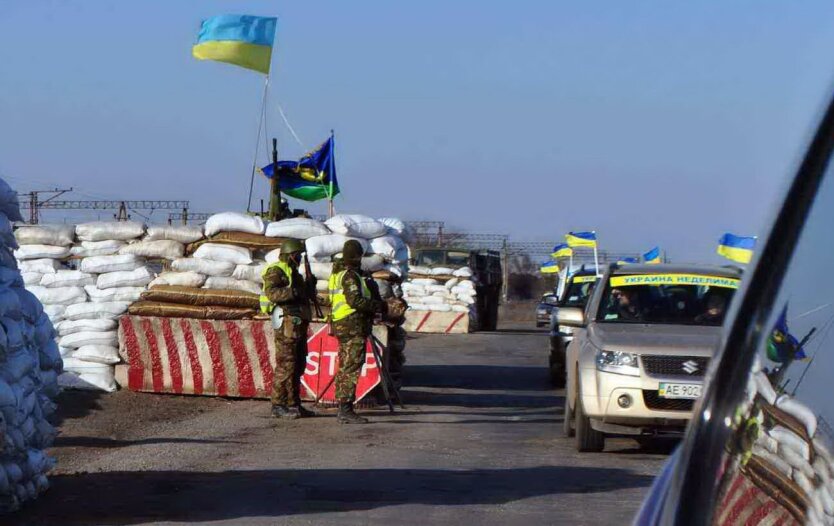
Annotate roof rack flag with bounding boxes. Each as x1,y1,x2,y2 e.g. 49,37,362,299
565,231,597,248
717,233,756,264
618,257,639,264
260,136,339,202
643,247,661,264
192,15,277,74
540,260,560,274
551,243,572,259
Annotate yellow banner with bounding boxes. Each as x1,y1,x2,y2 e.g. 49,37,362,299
609,274,739,289
572,275,598,284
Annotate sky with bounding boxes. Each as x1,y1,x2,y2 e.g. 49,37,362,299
3,1,834,263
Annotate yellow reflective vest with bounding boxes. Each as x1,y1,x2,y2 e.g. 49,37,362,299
328,269,370,321
259,261,293,314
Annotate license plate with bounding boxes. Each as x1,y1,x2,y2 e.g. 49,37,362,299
658,382,702,399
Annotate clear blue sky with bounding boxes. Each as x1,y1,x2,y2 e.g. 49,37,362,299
2,1,834,263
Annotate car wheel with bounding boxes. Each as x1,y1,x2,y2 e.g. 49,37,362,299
562,396,574,438
575,396,605,452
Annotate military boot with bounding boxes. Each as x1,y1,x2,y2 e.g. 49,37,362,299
271,404,298,419
337,402,369,424
296,405,316,418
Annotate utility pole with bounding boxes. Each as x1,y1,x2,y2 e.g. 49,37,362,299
19,188,73,224
501,238,509,303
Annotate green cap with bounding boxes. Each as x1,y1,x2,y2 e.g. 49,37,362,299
281,239,305,255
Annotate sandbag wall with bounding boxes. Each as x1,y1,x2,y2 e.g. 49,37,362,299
401,265,479,332
0,179,62,513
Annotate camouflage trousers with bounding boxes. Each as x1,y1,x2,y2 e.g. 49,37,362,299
334,334,367,403
271,320,309,406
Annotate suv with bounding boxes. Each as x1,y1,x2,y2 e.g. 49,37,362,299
536,293,559,327
548,269,599,387
560,264,741,452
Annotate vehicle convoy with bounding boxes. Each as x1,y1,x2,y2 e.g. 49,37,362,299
560,263,741,452
536,293,559,327
411,247,503,331
548,268,599,387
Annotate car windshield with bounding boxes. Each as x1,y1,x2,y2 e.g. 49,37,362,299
560,276,597,308
596,273,739,325
446,251,470,267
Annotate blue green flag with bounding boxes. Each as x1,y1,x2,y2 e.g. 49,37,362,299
260,136,339,202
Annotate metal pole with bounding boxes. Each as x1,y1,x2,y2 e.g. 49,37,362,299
247,75,270,213
268,138,282,221
501,238,509,303
29,192,37,224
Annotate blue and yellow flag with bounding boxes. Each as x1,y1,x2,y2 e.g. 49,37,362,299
717,233,756,264
192,15,277,74
617,257,638,265
540,260,560,274
643,247,661,264
260,136,339,202
551,243,572,259
766,305,807,363
566,231,597,248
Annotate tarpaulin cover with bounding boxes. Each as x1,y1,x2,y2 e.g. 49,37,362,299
140,285,260,309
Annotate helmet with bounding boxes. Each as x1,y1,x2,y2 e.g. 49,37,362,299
342,240,364,262
281,239,305,255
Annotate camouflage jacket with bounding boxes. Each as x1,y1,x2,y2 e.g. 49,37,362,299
332,260,385,337
263,260,313,321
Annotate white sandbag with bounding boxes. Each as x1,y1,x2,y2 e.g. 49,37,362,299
265,217,330,239
193,243,252,265
361,255,386,272
305,234,369,259
409,303,430,311
325,214,387,239
453,267,474,278
457,294,476,305
56,318,117,337
421,296,446,305
84,285,145,303
39,270,94,289
430,267,456,276
119,239,184,260
71,345,120,365
149,271,206,288
316,280,328,293
428,304,452,312
43,305,67,322
232,263,266,283
13,245,70,260
445,278,460,290
769,425,811,460
203,276,261,295
204,212,264,236
451,304,470,313
754,371,777,405
22,272,43,286
411,278,439,286
70,239,125,258
368,235,405,260
0,178,23,222
425,284,448,294
96,266,153,289
303,261,333,280
64,301,128,321
751,446,793,477
58,371,116,393
144,225,204,243
171,257,234,277
385,264,405,278
59,330,117,349
776,395,818,437
80,254,143,274
28,286,86,306
18,258,61,274
76,220,144,242
14,224,75,247
409,265,431,276
264,248,281,264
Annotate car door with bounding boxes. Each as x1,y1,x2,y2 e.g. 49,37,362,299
640,93,834,525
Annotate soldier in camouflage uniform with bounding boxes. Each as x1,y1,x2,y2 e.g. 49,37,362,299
260,239,315,419
329,240,387,424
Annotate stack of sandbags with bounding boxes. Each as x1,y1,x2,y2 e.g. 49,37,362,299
402,265,477,316
117,224,202,262
13,225,75,326
130,285,259,320
0,177,62,512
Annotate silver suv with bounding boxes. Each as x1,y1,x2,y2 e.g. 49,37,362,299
560,263,742,452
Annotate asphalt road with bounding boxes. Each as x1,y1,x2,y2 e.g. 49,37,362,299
10,323,670,526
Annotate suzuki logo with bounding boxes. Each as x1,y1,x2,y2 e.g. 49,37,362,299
682,360,699,374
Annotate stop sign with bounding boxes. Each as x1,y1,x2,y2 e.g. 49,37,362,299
300,324,380,403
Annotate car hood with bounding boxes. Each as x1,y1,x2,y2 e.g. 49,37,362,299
587,323,721,356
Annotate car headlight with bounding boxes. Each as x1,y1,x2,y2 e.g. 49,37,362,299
537,308,547,314
595,350,640,376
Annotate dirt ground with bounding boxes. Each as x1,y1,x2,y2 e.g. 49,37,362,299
9,322,671,525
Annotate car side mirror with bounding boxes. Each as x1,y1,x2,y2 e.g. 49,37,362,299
556,307,586,328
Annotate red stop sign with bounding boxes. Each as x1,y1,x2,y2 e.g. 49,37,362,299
300,324,381,403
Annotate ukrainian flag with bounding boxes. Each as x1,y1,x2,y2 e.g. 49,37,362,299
643,247,661,264
717,233,756,264
618,257,638,265
551,243,572,259
192,15,277,74
565,231,597,248
540,261,560,274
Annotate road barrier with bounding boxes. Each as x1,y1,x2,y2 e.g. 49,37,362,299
402,310,471,334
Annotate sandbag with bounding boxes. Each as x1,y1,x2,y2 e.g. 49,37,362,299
63,301,128,321
141,285,260,309
204,212,264,236
84,285,145,303
22,272,42,286
171,257,234,277
128,301,256,320
80,254,143,274
59,330,118,349
369,235,405,260
14,224,75,247
361,255,386,272
325,214,387,239
265,248,281,264
18,259,60,274
149,271,207,288
431,267,456,276
58,370,116,393
71,345,120,365
119,239,184,260
14,245,70,260
194,231,283,251
0,179,23,222
305,234,368,259
265,217,330,239
378,217,416,244
28,286,86,306
69,239,125,258
232,263,266,283
193,243,252,265
300,261,332,280
96,266,153,289
144,225,204,244
39,270,94,289
75,221,144,242
56,318,117,337
204,277,261,295
42,305,67,322
453,267,474,278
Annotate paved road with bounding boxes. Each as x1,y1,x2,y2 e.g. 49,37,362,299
11,324,670,525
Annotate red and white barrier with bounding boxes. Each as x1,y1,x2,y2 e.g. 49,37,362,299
403,311,470,334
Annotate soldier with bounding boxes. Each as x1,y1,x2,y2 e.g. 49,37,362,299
329,240,387,424
260,238,315,419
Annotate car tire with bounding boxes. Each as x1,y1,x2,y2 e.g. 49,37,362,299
562,396,574,438
575,396,605,452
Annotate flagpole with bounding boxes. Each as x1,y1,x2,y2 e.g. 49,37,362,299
592,231,600,276
246,74,270,213
328,129,335,218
